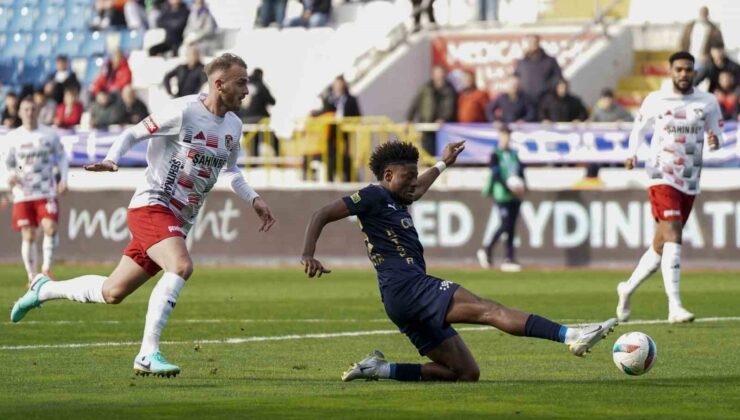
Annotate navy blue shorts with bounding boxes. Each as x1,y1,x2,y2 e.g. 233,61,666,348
381,275,460,356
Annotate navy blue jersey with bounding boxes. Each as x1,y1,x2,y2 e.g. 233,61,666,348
342,184,426,286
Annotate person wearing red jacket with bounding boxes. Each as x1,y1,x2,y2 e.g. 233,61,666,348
53,87,83,129
90,49,132,96
457,70,489,123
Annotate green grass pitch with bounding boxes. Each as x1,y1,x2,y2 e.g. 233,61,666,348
1,264,739,419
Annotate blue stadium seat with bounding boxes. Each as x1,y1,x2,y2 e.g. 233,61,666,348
36,4,65,32
119,29,144,52
84,56,104,86
82,30,107,56
61,3,89,31
28,31,57,58
55,31,84,57
0,57,20,85
3,32,32,58
20,57,50,88
7,5,38,32
0,6,11,29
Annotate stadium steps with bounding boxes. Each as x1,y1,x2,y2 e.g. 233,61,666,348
615,49,672,113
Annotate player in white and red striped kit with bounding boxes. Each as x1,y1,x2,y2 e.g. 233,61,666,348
4,97,68,285
617,51,722,324
11,54,277,377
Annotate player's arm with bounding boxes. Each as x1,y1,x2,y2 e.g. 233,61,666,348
54,136,69,194
412,140,465,201
220,147,276,232
301,199,351,278
625,96,655,169
705,99,724,151
3,144,18,187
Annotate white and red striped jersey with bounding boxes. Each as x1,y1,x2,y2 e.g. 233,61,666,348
628,88,724,195
3,125,68,203
106,94,256,232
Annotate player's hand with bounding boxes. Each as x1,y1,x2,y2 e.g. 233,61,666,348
56,181,68,195
624,157,636,170
253,197,276,232
301,256,331,278
7,174,18,188
84,160,118,172
442,141,466,167
707,129,719,150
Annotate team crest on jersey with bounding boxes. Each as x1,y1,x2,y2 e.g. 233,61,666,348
143,116,159,134
225,134,236,151
400,217,414,229
693,108,705,120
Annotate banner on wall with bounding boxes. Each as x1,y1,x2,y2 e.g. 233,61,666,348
2,189,740,268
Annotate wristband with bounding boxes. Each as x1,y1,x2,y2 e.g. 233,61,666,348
434,161,447,173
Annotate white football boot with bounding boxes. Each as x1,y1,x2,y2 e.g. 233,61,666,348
668,306,695,324
476,249,491,269
568,318,618,357
341,350,388,382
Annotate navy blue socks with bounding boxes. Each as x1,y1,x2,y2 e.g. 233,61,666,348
390,363,422,381
524,314,567,343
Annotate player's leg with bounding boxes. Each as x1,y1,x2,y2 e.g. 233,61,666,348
501,201,522,272
132,236,192,376
19,226,38,285
10,255,151,322
446,287,616,356
423,335,480,381
658,216,694,323
39,217,59,278
479,204,508,268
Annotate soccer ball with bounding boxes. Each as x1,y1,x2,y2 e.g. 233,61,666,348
612,332,657,376
506,176,525,196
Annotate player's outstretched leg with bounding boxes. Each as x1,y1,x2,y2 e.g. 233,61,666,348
445,287,617,357
10,256,151,322
617,245,661,322
133,237,191,378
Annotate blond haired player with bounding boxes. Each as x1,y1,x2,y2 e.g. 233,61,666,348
11,53,277,377
617,51,722,324
4,97,68,285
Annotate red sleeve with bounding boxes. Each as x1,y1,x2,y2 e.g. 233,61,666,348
54,103,64,125
69,103,83,125
90,73,105,95
112,64,132,92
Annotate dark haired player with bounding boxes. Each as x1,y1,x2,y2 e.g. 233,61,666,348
301,141,617,382
617,51,722,324
10,53,277,377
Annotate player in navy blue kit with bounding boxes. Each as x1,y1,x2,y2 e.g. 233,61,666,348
301,141,617,382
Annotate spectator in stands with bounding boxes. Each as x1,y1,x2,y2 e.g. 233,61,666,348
240,68,276,124
285,0,331,28
538,79,588,122
149,0,190,56
53,88,83,129
163,46,207,97
695,42,740,93
258,0,287,28
182,0,217,54
680,6,723,72
485,76,536,123
591,88,632,122
2,93,21,129
407,65,457,154
317,76,362,119
90,49,133,97
411,0,437,33
91,0,127,30
713,71,740,120
33,86,57,126
514,34,562,103
121,85,150,124
457,70,488,123
124,0,148,30
146,0,165,28
48,55,81,105
90,89,127,130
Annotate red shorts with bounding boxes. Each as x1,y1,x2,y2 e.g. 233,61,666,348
12,198,59,230
124,205,186,276
648,184,696,225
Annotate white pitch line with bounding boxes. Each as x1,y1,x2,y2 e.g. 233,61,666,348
1,316,738,351
2,318,392,326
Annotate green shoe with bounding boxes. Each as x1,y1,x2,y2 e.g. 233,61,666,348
10,274,50,323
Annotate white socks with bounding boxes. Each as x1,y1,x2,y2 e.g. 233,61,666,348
661,242,683,310
139,272,186,356
38,275,107,303
623,246,662,295
42,234,58,273
21,240,38,280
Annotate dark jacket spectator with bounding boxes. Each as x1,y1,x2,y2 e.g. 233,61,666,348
539,79,588,122
90,90,127,129
149,0,190,56
695,43,740,93
183,0,216,52
591,89,632,122
407,66,457,123
2,93,21,128
48,55,81,104
258,0,287,28
485,77,536,123
714,71,740,120
91,0,127,30
33,87,58,126
90,49,133,96
457,71,489,123
514,35,562,102
53,88,84,129
285,0,331,28
680,6,724,67
240,68,276,123
163,46,207,97
315,76,361,119
121,85,149,124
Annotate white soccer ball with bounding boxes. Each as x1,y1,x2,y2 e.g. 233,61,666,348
506,175,525,195
612,332,657,376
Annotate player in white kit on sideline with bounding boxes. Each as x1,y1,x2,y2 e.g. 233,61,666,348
617,51,722,324
10,53,277,377
4,97,68,286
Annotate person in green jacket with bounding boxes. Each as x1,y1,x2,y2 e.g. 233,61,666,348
477,126,525,272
